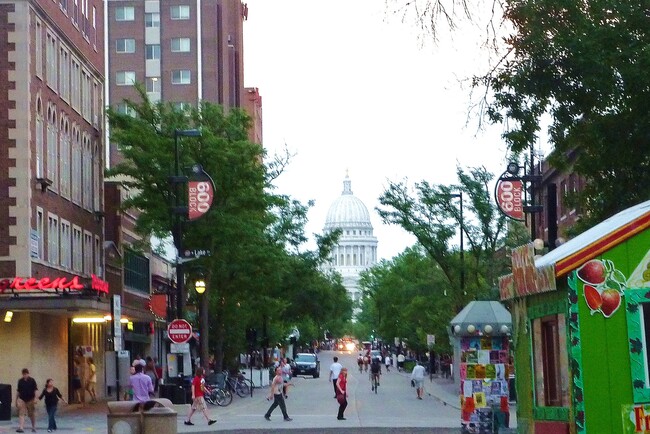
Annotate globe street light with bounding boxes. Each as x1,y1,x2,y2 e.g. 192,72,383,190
195,277,209,371
195,279,206,294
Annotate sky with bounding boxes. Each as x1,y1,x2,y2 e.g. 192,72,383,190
243,1,513,261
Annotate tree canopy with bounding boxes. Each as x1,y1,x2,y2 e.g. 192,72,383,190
107,87,352,369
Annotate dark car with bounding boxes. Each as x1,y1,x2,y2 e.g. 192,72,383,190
291,353,320,378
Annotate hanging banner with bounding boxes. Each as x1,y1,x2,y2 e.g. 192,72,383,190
494,172,525,221
187,164,215,221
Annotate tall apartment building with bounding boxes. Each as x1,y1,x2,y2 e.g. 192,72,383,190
106,0,250,166
0,0,109,403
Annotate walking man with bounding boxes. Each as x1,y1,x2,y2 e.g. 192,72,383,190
411,360,426,399
129,364,154,404
264,367,292,422
16,368,38,433
329,356,343,398
184,367,216,426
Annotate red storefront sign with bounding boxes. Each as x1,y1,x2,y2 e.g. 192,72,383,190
0,275,109,294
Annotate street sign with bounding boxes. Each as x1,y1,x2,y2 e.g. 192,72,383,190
188,164,216,221
167,319,192,344
113,295,122,351
170,343,190,353
180,249,211,259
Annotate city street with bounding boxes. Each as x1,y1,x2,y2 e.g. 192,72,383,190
0,350,481,433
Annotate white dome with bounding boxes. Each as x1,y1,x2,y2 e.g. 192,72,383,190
324,176,373,230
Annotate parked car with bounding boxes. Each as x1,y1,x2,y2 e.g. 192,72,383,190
291,353,320,378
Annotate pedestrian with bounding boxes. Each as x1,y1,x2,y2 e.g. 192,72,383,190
397,353,405,372
71,358,83,404
16,368,38,433
144,356,159,393
38,378,67,432
131,354,146,367
384,354,391,372
264,367,292,422
411,360,426,399
123,366,135,400
86,357,97,403
329,356,343,398
184,367,216,426
336,367,348,420
280,358,292,398
129,363,154,404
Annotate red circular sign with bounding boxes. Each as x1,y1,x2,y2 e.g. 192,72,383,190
167,319,192,344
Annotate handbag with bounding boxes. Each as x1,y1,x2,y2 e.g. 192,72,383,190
411,379,415,387
336,393,346,405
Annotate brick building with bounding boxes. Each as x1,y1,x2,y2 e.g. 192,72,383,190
0,0,109,403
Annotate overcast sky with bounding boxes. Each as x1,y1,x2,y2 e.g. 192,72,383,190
243,1,512,261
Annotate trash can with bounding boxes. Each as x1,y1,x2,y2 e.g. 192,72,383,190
0,384,11,421
107,401,142,434
142,406,177,434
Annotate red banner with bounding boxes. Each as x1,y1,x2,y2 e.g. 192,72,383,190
188,180,214,221
496,178,524,221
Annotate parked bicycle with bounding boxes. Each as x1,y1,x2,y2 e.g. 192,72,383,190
223,370,252,398
203,382,233,407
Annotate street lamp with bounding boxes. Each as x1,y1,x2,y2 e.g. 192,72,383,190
195,278,209,370
171,128,202,319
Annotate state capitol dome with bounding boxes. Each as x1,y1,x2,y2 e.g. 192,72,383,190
322,174,378,311
324,176,373,230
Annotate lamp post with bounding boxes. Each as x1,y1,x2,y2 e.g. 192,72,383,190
195,278,209,371
171,128,202,319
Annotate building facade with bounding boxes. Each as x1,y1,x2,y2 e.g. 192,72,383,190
106,0,248,166
322,175,378,307
0,0,107,403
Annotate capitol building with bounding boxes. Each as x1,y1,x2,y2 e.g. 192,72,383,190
322,175,378,306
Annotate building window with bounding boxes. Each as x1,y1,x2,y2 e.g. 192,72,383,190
82,136,92,210
47,214,59,265
116,103,137,117
115,6,134,21
46,33,58,92
171,70,191,85
59,48,70,101
116,71,136,86
35,100,44,178
145,44,160,60
72,226,82,272
172,102,192,111
60,220,71,269
623,289,650,403
81,71,92,120
95,236,101,276
93,142,100,211
170,5,190,20
532,313,569,408
83,232,92,274
35,20,43,77
46,106,58,187
59,118,70,197
146,77,161,93
124,250,150,293
116,38,135,53
170,38,190,52
36,208,44,260
71,127,81,204
145,12,160,28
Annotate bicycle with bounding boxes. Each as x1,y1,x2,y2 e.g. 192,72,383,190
223,370,251,398
204,382,233,407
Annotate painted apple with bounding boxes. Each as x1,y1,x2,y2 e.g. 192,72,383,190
600,289,622,317
584,285,603,312
577,260,607,285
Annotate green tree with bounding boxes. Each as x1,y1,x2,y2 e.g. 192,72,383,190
107,87,351,370
376,166,515,311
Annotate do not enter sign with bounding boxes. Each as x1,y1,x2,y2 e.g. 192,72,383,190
167,319,192,344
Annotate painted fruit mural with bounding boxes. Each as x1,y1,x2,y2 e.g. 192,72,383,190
578,259,627,318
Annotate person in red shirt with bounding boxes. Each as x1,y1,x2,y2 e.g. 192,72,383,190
336,368,348,420
184,367,216,426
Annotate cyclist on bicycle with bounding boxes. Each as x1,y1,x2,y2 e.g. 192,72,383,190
357,354,364,373
370,356,382,391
